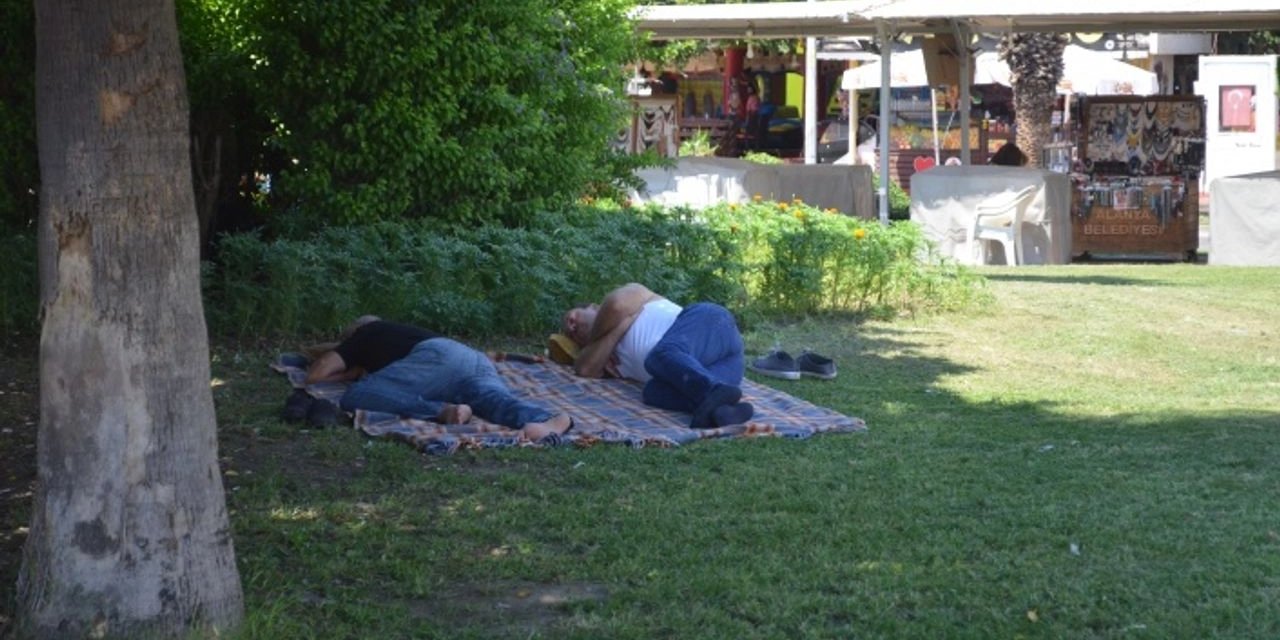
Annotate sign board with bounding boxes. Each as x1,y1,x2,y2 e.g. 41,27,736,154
1196,55,1278,190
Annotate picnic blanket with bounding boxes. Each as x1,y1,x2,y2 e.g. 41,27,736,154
273,353,867,455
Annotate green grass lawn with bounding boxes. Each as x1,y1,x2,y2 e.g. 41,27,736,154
7,264,1278,638
204,264,1280,639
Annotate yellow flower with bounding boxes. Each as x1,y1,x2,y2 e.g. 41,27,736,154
854,228,867,240
792,196,804,205
729,203,738,211
825,207,837,214
752,194,763,202
777,202,788,210
794,210,806,221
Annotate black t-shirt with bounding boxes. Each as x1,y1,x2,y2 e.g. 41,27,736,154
333,321,441,373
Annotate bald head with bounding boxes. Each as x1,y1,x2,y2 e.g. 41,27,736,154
561,304,598,346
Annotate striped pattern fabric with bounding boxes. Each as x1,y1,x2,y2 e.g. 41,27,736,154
273,353,867,455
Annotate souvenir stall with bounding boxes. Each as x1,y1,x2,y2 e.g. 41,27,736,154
617,95,681,159
1072,96,1205,260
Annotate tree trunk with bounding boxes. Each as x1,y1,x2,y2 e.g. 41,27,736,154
1000,33,1067,170
1014,92,1054,169
18,0,244,637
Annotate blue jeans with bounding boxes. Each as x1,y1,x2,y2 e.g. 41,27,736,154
642,302,745,413
340,338,554,428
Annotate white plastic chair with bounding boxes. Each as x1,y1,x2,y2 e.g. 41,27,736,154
967,185,1038,265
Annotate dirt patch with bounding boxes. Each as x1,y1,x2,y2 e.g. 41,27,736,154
404,580,610,636
0,339,38,637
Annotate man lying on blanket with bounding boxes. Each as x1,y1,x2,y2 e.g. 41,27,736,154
561,283,753,429
307,316,573,441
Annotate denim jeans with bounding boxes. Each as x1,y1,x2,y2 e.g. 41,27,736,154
340,338,553,428
641,302,745,412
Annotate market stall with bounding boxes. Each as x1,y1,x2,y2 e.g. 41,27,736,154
1071,96,1205,261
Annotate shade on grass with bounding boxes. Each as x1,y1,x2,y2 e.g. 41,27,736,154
9,263,1272,639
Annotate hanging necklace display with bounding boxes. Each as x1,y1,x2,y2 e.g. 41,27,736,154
1074,96,1204,260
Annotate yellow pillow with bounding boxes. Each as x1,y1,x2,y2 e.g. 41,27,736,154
547,333,579,365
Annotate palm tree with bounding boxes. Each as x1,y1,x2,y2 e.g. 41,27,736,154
998,32,1067,168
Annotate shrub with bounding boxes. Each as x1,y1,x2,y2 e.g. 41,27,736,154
872,173,912,220
205,200,988,340
678,130,716,157
239,0,637,230
0,0,36,231
741,151,783,165
699,199,986,319
0,233,37,338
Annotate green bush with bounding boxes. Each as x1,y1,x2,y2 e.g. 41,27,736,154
679,130,716,157
0,233,37,338
0,0,36,231
204,200,988,339
873,173,912,220
238,0,637,230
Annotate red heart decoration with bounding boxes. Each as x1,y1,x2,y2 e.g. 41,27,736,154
912,156,937,172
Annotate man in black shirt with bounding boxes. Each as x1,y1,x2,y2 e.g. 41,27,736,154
306,317,572,440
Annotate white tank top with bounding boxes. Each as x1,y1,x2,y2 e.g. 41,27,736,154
616,299,681,383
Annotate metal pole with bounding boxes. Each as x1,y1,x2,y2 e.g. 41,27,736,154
955,22,972,164
849,88,858,163
931,87,940,166
804,34,818,164
877,20,892,225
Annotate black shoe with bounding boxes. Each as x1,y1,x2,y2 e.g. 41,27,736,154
282,388,314,423
712,401,754,427
690,384,742,429
305,398,341,428
749,350,801,380
796,351,837,380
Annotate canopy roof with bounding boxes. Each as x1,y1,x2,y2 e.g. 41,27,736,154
841,45,1160,95
631,0,1280,40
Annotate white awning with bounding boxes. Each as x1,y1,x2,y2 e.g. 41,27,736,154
841,45,1159,95
631,0,1280,40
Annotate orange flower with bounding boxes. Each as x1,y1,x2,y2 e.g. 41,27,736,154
854,228,867,240
752,194,763,202
825,207,837,214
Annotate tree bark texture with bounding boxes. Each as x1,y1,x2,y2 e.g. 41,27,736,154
18,0,244,637
1001,33,1067,170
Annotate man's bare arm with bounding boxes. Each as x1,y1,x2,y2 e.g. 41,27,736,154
305,351,365,384
573,283,661,378
574,320,631,377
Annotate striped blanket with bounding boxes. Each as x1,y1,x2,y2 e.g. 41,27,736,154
273,353,867,455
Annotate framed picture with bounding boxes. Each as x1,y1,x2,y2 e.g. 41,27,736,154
1219,85,1256,133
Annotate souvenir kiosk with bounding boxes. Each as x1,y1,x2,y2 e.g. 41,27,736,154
1071,96,1205,261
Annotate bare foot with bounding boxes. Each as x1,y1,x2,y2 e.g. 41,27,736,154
521,413,573,441
437,403,473,424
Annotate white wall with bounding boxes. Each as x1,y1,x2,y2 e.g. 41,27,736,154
1197,55,1279,190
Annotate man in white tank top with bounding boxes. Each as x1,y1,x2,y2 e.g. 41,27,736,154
562,283,751,429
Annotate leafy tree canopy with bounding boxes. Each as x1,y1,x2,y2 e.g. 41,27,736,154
215,0,638,228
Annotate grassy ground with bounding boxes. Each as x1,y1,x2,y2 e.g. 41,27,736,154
2,264,1279,638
